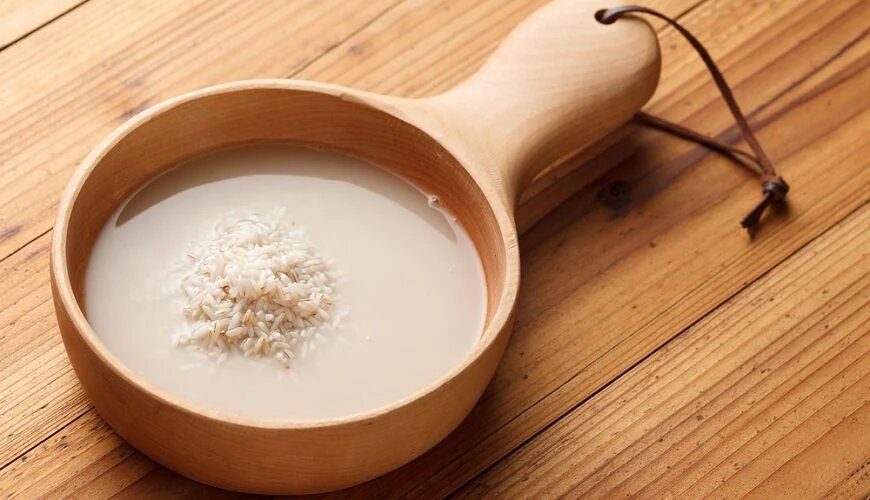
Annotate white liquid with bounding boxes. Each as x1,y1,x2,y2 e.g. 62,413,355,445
85,147,487,420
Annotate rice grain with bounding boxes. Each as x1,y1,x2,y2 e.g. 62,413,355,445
174,210,342,366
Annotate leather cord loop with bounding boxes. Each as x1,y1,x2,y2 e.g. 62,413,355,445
596,5,789,238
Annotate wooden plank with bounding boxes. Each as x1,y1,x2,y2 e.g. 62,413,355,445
0,235,89,468
1,0,867,497
0,0,398,471
0,0,83,49
0,0,394,260
0,0,693,264
457,204,870,498
0,411,142,499
0,0,691,476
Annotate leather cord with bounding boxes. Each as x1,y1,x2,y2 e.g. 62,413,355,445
596,5,789,238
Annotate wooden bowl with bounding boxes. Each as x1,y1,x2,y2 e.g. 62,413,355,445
50,0,659,494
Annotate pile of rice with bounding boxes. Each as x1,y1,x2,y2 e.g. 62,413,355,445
173,210,341,366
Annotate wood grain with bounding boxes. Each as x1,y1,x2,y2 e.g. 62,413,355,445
0,0,83,49
520,0,869,232
0,411,143,499
0,0,693,265
0,0,867,496
0,234,88,468
0,0,394,260
458,203,870,498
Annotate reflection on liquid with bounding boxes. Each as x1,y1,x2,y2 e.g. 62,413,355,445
118,146,457,243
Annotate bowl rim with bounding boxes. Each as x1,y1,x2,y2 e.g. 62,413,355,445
51,78,521,430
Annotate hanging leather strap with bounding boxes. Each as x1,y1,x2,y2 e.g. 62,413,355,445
596,5,789,238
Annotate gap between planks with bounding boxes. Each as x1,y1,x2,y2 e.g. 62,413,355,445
0,0,88,51
0,0,694,265
458,201,870,498
461,200,870,497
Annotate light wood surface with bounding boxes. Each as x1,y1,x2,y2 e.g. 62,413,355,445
458,204,870,499
1,0,868,497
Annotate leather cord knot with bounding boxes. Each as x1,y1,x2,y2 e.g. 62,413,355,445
741,177,789,238
596,5,789,238
762,177,790,202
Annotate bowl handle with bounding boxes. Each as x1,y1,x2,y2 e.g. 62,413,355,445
419,0,661,208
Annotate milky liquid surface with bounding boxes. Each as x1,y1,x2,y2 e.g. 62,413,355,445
85,147,487,420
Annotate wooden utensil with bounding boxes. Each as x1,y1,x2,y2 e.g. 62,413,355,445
51,0,659,494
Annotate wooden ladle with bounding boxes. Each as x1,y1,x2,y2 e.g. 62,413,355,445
51,0,659,494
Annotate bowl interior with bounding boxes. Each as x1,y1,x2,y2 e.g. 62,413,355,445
64,85,509,341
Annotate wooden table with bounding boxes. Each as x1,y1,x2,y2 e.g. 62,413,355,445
0,0,867,497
